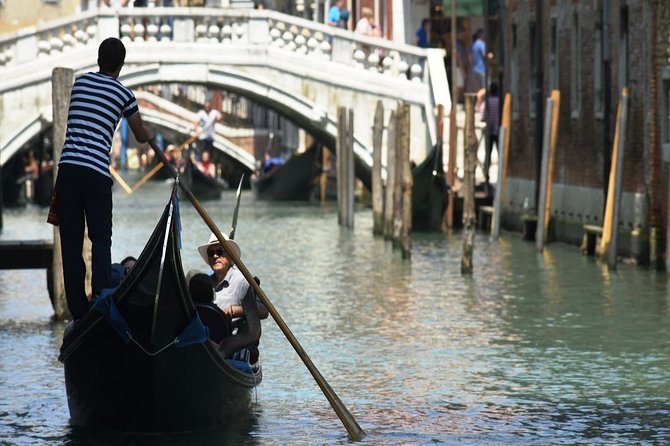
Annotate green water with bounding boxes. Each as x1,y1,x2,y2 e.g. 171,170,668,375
1,178,669,445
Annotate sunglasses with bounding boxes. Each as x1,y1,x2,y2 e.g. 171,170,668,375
207,247,226,258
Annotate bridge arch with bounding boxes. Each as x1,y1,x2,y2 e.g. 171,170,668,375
1,7,451,188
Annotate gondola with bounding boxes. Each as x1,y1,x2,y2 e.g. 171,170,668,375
412,142,448,231
58,186,261,432
252,143,320,201
182,155,227,201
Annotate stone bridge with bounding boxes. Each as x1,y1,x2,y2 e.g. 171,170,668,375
0,7,450,182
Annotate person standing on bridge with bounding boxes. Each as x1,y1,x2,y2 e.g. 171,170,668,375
327,0,349,30
50,37,153,320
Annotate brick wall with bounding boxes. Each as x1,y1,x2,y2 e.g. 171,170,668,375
503,0,662,225
500,0,670,259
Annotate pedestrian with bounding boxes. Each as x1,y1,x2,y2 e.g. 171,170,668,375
194,100,221,154
481,82,500,189
327,0,345,28
467,28,487,93
49,37,153,320
415,18,431,49
354,7,381,38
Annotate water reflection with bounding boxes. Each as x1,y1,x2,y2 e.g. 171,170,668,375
1,181,669,445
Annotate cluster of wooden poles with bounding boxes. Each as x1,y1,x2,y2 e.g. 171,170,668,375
336,102,413,258
336,84,631,273
467,86,630,272
524,87,630,270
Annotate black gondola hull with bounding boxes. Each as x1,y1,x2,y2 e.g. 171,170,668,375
63,322,255,431
412,144,448,231
252,144,320,201
59,188,260,432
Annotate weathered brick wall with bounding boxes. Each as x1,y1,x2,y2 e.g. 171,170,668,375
504,0,648,193
504,0,659,208
504,0,538,183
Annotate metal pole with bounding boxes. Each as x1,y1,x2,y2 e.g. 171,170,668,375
533,0,543,208
602,0,612,207
535,97,553,252
608,88,629,269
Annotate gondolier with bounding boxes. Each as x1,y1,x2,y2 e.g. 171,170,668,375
51,37,153,320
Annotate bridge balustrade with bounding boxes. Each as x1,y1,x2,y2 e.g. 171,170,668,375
1,8,427,84
0,11,100,66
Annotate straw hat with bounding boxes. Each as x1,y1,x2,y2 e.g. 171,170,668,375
197,233,241,265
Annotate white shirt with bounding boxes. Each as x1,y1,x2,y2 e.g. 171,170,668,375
197,109,221,141
211,266,249,310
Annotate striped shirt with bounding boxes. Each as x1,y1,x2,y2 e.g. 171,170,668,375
59,72,139,178
484,95,500,136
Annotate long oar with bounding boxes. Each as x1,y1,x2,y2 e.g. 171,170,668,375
110,166,133,194
229,174,244,239
148,140,364,441
132,132,201,193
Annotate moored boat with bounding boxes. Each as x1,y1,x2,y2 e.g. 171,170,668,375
58,187,261,432
412,142,448,231
252,143,321,201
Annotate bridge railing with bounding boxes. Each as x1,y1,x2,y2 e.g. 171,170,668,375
0,11,100,67
1,7,429,84
116,8,428,82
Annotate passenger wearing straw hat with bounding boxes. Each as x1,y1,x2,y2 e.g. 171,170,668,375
198,233,268,362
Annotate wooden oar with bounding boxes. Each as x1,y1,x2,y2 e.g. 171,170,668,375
147,140,365,441
131,132,200,193
110,166,133,194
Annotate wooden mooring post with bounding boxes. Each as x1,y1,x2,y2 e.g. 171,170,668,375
372,100,384,235
383,111,396,238
394,102,412,258
337,106,354,228
461,93,477,274
601,87,630,270
52,67,73,320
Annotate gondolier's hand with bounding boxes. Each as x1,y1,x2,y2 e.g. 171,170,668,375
253,276,260,286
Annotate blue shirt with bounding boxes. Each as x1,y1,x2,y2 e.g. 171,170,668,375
416,27,429,48
327,5,340,26
60,72,138,178
471,38,486,74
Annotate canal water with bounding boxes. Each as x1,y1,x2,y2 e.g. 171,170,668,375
1,177,669,445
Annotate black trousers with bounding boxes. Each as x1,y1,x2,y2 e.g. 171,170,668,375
56,164,113,319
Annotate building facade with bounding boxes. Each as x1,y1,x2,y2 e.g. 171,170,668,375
502,0,669,266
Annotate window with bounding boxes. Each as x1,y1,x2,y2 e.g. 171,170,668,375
529,22,537,118
594,20,603,117
549,17,558,91
570,11,580,116
511,24,519,117
662,73,670,162
618,6,628,89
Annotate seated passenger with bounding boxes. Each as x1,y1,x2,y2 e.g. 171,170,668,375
197,232,268,363
187,270,232,343
194,150,216,177
109,255,138,288
260,151,285,175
